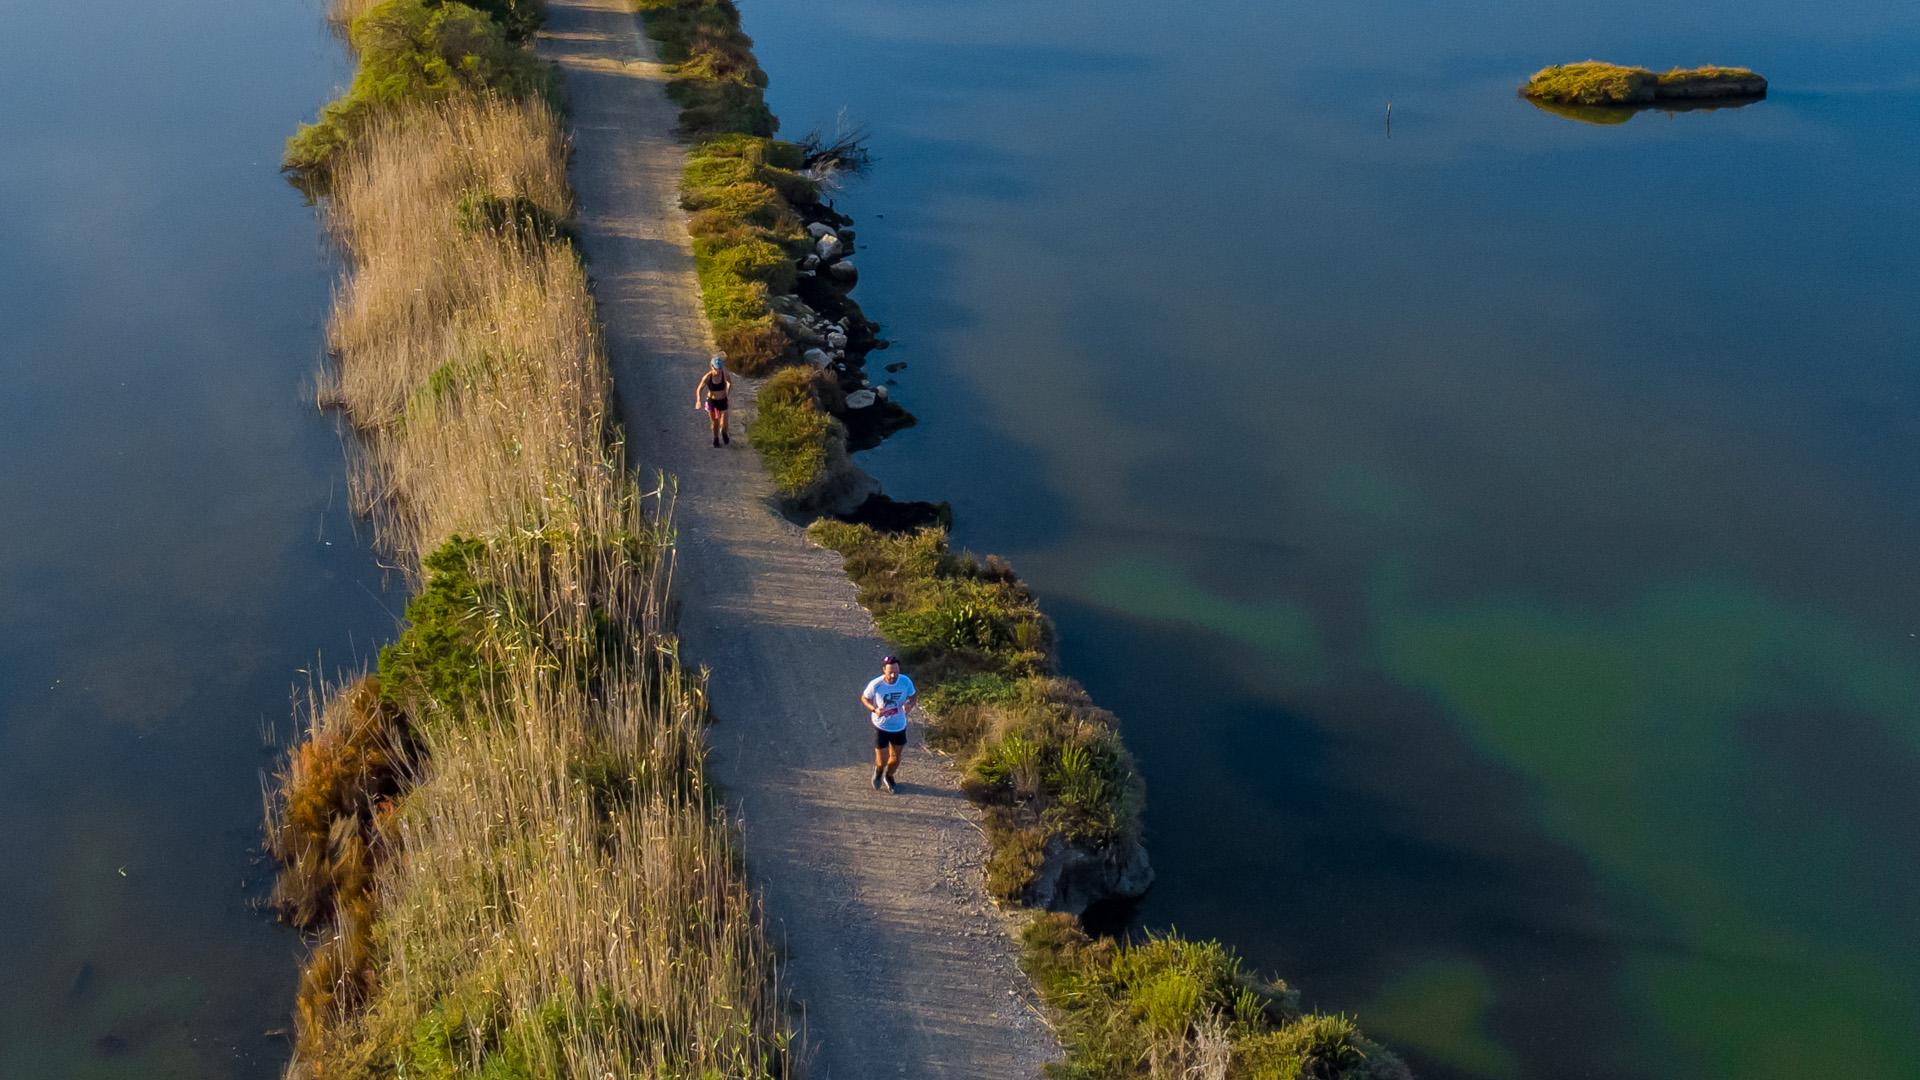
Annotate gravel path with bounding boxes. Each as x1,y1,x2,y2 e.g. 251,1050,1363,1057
539,4,1060,1076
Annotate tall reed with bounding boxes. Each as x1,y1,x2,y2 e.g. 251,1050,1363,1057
268,94,789,1078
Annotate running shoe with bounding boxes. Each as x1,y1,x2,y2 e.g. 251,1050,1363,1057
884,775,899,794
872,769,884,790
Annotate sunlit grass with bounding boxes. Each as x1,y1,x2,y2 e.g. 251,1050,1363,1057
267,91,789,1078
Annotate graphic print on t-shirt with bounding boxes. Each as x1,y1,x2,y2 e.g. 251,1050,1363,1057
862,674,916,732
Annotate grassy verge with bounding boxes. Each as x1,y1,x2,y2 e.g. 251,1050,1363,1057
268,6,789,1075
809,521,1139,904
1521,61,1765,105
1023,916,1410,1080
637,0,846,503
629,1,1405,1074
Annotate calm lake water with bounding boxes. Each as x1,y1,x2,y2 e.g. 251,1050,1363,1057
742,1,1920,1077
0,1,394,1074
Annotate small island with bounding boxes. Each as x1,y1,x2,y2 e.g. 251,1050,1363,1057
1522,61,1768,106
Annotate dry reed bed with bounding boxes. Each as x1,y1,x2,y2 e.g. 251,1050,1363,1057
268,96,788,1078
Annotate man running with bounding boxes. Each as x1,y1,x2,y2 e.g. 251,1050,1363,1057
693,354,731,447
860,655,916,793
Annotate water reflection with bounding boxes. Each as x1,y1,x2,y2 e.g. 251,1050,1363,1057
0,1,392,1076
1525,95,1767,125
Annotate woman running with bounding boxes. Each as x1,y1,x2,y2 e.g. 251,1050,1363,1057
693,354,732,447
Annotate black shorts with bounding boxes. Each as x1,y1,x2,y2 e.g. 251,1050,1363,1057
873,726,907,749
706,398,728,413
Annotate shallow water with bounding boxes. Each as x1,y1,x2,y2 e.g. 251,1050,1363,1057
0,2,394,1074
741,1,1920,1076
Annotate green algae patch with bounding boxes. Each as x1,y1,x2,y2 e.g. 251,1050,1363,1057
1371,573,1920,1074
1361,957,1519,1080
1521,61,1766,107
1081,556,1327,681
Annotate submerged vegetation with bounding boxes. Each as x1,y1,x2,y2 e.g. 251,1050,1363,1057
268,3,788,1074
1521,61,1767,106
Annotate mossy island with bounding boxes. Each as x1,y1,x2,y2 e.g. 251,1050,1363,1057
1522,61,1768,106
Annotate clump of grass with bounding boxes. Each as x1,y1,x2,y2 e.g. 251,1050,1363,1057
1022,915,1409,1080
748,367,844,503
1521,61,1658,105
1522,61,1766,105
286,0,554,181
809,522,1048,683
272,61,789,1076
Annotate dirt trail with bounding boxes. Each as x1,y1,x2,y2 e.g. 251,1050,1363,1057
538,3,1059,1076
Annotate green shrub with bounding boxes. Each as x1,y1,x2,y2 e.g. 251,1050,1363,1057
695,268,770,324
376,534,504,724
1020,916,1406,1080
748,368,837,499
447,0,545,42
286,0,551,177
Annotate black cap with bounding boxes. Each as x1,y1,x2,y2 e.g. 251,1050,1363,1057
881,655,899,666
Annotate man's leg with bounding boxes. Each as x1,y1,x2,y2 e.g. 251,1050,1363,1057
872,744,886,789
884,743,902,781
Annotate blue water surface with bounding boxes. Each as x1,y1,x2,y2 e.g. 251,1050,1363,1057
740,1,1920,1076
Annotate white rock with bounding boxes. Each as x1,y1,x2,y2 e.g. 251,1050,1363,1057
802,348,831,366
816,234,843,259
826,331,849,350
844,389,877,409
806,221,834,239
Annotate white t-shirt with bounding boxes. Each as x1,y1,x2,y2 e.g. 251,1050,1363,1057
862,673,916,732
